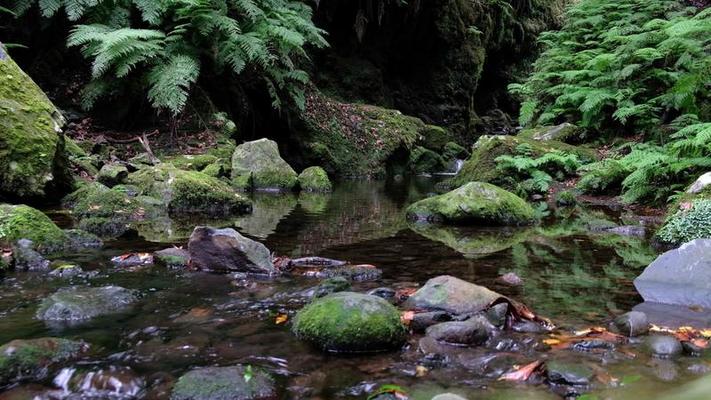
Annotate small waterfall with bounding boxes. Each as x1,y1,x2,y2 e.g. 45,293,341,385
432,159,465,176
53,367,76,393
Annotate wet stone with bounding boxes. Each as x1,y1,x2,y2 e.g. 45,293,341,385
48,264,84,279
306,264,383,282
485,302,508,327
646,335,683,358
171,365,276,400
432,394,468,400
425,315,493,346
411,311,452,333
614,311,649,337
0,338,88,387
11,239,49,271
546,361,593,386
512,320,548,334
311,277,351,298
53,366,145,398
496,272,523,286
368,287,396,299
404,275,502,315
154,247,190,268
111,253,154,268
682,340,704,357
37,286,138,322
188,226,276,275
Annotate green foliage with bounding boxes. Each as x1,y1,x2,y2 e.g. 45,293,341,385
657,199,711,245
510,0,711,136
19,0,327,116
495,144,582,197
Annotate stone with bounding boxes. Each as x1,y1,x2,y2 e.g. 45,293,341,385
519,123,581,142
110,252,154,267
171,365,276,400
154,247,190,268
646,335,683,358
408,146,445,174
54,366,145,398
432,394,468,400
410,311,452,332
688,172,711,194
605,225,646,237
0,204,66,253
11,239,49,271
292,292,406,352
36,286,138,322
97,163,129,187
0,50,71,199
633,239,711,308
496,272,523,286
311,277,351,298
298,166,332,192
633,302,711,329
187,226,276,275
614,311,649,337
546,361,593,386
303,264,383,282
367,287,396,299
64,229,103,250
403,275,502,315
48,264,84,278
425,316,493,346
231,138,298,191
0,338,87,387
405,182,536,226
442,142,468,161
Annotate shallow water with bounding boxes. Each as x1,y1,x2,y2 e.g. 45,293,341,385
1,179,708,399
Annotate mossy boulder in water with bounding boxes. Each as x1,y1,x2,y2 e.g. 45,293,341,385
406,182,536,226
298,166,332,192
292,292,406,352
404,275,502,315
127,164,251,216
0,204,66,253
37,285,138,322
0,337,88,387
171,365,275,400
231,138,298,191
0,48,71,199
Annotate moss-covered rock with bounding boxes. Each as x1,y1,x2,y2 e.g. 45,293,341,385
443,142,468,161
97,163,128,187
421,125,453,151
408,146,446,174
517,123,582,143
171,365,275,400
0,337,87,387
406,182,536,226
449,135,596,188
292,292,406,353
127,164,251,216
409,223,531,258
296,90,432,178
37,285,138,322
231,138,298,191
656,200,711,246
404,275,502,315
163,154,219,171
0,49,71,199
298,166,332,192
0,204,66,253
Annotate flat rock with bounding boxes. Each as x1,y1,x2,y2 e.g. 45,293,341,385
37,286,138,321
171,365,275,400
614,311,649,337
404,275,502,315
633,239,711,307
633,302,711,329
425,316,492,346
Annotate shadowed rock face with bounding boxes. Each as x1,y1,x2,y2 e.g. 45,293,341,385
633,239,711,308
187,226,276,275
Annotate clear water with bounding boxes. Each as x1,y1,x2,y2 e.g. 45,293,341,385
1,178,708,399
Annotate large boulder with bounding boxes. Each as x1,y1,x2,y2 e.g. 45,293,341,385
36,286,138,322
0,47,71,199
187,227,276,275
127,164,251,216
171,365,275,400
0,337,87,387
292,292,406,352
633,239,711,308
231,138,298,191
298,166,332,192
404,275,502,315
0,204,66,253
405,182,536,226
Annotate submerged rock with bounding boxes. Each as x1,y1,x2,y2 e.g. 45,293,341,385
154,247,190,268
646,335,683,359
231,138,298,191
410,311,452,332
298,166,332,192
425,316,493,346
405,182,536,226
614,311,649,337
0,204,66,253
37,286,138,321
0,337,87,387
0,49,71,199
633,239,711,308
546,361,593,386
187,226,276,275
11,239,49,271
172,365,275,400
404,275,502,315
292,292,406,352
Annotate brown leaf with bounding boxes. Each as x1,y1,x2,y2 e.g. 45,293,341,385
499,360,543,382
400,311,415,325
275,314,289,325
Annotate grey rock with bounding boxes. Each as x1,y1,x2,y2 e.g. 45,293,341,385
425,315,493,346
432,394,468,400
605,225,646,237
171,365,275,400
646,335,683,358
614,311,649,337
187,226,275,275
404,275,502,315
411,311,452,333
37,286,138,321
97,163,129,187
368,287,396,299
688,172,711,194
546,361,593,386
12,239,49,271
154,247,190,268
633,239,711,307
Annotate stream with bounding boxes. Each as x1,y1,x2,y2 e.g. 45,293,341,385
1,178,708,400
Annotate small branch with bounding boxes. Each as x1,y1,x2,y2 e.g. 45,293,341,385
137,132,160,164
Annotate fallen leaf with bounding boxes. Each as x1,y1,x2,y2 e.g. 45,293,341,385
543,338,561,345
400,311,415,325
415,365,428,377
275,314,288,325
499,360,543,382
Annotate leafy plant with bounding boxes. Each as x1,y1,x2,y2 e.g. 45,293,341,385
15,0,328,117
496,144,582,197
657,199,711,244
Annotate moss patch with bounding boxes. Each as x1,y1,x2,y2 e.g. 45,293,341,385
298,166,332,192
0,337,87,386
0,204,66,253
231,138,298,191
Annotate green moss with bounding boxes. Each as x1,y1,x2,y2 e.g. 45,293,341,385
0,337,86,386
200,162,224,178
230,138,298,191
172,366,275,400
421,125,452,151
576,159,630,194
163,154,218,171
517,123,582,142
0,204,66,253
443,141,468,160
449,135,596,188
97,163,128,187
406,182,537,226
656,199,711,246
555,190,577,207
408,146,445,174
0,51,69,198
298,166,332,192
292,292,406,352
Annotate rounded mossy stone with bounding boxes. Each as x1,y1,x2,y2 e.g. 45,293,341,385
405,182,537,226
0,337,87,386
292,292,407,353
443,142,468,160
298,166,332,192
171,365,275,400
231,138,298,191
421,125,452,151
0,204,66,253
409,146,445,174
97,163,128,187
0,49,70,199
163,154,219,171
